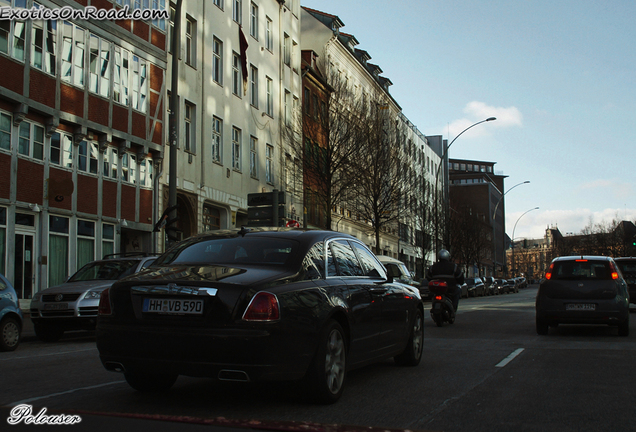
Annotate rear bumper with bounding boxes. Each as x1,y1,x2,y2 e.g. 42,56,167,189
536,296,629,325
96,321,315,382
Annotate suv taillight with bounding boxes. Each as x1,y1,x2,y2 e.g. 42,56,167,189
545,263,554,280
98,288,112,315
242,292,280,321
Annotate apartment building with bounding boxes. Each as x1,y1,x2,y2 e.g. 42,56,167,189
299,7,442,274
0,0,167,307
448,158,507,276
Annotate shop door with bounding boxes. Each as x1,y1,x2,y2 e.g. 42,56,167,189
14,232,34,300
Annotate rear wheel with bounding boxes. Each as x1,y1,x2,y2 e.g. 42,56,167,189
124,370,178,392
34,323,64,342
536,318,549,335
0,317,21,351
305,320,347,404
432,310,444,327
395,309,424,366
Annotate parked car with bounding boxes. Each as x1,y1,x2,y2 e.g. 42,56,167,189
0,273,23,351
536,256,629,336
465,277,485,297
460,282,469,298
482,276,496,295
30,253,158,342
376,255,427,299
613,257,636,304
96,228,424,404
505,279,518,293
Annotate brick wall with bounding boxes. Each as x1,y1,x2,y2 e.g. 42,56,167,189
76,174,98,215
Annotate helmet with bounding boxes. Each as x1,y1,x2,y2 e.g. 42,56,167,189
437,249,451,262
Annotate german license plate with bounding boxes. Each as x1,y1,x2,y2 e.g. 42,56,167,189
566,303,596,311
43,303,68,310
143,298,204,315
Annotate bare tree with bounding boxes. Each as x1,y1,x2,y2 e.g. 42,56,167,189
449,205,491,276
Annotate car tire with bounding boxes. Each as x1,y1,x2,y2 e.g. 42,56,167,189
304,320,347,404
618,318,629,337
0,316,21,352
536,318,549,335
124,370,178,392
33,323,64,342
395,308,423,366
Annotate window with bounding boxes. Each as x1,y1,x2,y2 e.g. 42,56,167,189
284,90,290,125
151,0,167,31
330,240,363,277
232,52,241,96
266,77,273,116
184,101,195,153
283,33,290,66
18,122,45,160
0,112,10,151
265,17,273,51
232,127,241,171
185,16,196,67
131,55,148,113
77,219,95,270
49,215,69,287
213,0,223,9
31,8,57,74
203,205,221,231
266,144,273,183
212,37,222,85
312,94,319,119
61,21,85,87
212,116,222,163
0,0,28,62
250,2,258,39
232,0,241,24
250,136,257,178
102,223,115,258
139,156,153,187
78,141,99,175
89,34,111,98
250,65,258,107
50,131,73,168
304,87,310,114
113,46,129,105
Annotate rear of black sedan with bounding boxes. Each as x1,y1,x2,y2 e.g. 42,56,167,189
96,228,424,403
535,256,630,336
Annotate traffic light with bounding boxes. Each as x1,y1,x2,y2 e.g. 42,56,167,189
154,204,179,243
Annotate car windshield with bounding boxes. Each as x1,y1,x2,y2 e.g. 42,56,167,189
154,237,297,266
551,260,612,280
69,260,141,282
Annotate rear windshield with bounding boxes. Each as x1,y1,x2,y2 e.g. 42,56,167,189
550,260,612,280
154,237,297,266
70,260,140,282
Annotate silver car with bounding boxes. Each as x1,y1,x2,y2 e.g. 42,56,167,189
30,253,157,342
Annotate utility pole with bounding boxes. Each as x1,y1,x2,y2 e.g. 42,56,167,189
167,0,182,250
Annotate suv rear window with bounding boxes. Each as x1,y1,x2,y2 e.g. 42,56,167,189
550,260,612,280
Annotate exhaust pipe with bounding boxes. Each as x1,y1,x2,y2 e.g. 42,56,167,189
218,369,250,382
104,362,126,373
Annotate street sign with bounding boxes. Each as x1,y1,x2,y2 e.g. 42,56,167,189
247,205,285,220
247,191,286,207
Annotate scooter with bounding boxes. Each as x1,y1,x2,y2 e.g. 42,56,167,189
428,279,456,327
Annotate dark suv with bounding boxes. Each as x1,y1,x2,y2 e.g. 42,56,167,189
30,253,157,341
614,257,636,304
536,256,629,336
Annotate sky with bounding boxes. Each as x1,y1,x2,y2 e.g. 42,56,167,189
300,0,636,241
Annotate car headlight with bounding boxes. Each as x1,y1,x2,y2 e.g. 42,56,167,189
32,293,41,302
84,290,102,300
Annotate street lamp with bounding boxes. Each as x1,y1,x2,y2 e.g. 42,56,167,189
434,117,496,250
510,207,539,277
491,180,530,277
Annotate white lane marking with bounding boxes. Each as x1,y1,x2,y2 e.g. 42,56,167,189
7,381,126,406
496,348,525,368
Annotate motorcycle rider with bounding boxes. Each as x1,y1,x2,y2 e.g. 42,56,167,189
426,249,464,311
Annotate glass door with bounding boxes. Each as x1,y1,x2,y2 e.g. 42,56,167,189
14,232,34,300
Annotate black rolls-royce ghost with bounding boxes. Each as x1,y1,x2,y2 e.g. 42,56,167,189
96,228,424,403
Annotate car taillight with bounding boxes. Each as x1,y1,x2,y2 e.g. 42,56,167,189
545,263,554,280
434,295,443,301
98,288,112,316
242,292,280,321
610,262,619,280
429,281,448,288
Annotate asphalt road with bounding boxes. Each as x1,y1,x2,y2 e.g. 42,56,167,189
2,285,636,432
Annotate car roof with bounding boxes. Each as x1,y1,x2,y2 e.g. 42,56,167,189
375,255,405,265
552,255,614,262
614,257,636,261
182,227,357,246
